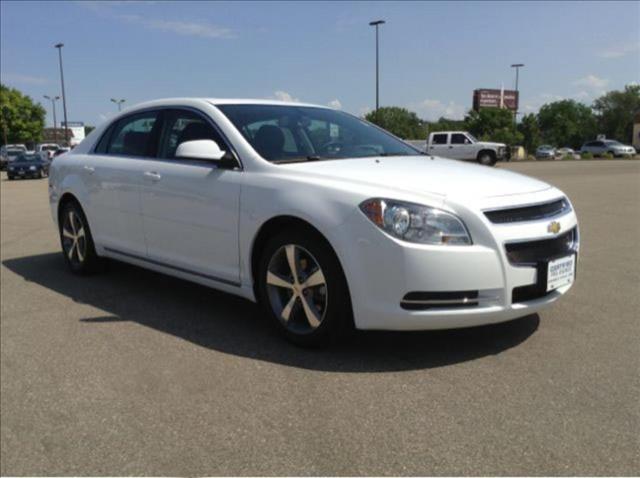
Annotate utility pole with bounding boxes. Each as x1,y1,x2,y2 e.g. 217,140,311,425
54,43,70,145
511,63,524,126
369,20,386,119
44,95,60,143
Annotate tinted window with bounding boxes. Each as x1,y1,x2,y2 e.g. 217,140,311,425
107,112,159,157
160,110,227,159
451,133,468,145
432,133,448,145
217,104,418,163
94,125,114,154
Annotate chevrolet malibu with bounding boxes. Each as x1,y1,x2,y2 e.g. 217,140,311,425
49,98,579,346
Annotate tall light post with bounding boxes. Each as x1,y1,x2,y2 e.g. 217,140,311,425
511,63,524,125
43,95,60,143
369,20,385,119
110,98,126,111
54,43,70,145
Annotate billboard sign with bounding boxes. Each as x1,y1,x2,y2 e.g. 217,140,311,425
473,89,519,112
61,121,86,146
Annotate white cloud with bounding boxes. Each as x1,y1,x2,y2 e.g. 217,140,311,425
597,41,640,59
272,90,299,102
573,74,609,90
79,2,234,39
327,99,342,109
1,73,48,85
120,14,234,39
414,99,466,121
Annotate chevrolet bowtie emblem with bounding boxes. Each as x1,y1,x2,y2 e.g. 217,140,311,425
548,221,561,234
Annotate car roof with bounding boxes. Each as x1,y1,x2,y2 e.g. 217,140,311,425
123,97,329,111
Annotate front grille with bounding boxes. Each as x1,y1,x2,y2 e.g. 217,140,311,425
484,198,570,224
505,228,577,266
401,291,479,310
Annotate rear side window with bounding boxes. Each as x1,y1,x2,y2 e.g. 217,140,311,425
432,133,448,145
107,112,159,157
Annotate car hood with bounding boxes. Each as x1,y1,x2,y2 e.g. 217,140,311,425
282,156,551,199
476,141,506,148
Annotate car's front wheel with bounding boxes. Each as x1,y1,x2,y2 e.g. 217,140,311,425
477,151,497,166
59,201,102,274
257,228,352,346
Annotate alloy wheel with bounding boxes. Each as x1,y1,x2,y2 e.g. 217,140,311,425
62,210,87,266
265,244,328,334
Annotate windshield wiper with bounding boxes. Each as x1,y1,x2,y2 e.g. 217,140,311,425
272,155,325,164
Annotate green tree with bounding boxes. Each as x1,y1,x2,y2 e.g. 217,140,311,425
0,84,46,145
593,84,640,143
518,113,542,152
84,125,95,136
537,99,597,149
464,108,523,146
365,106,427,139
427,116,466,133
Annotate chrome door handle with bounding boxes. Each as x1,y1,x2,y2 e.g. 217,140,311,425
143,171,161,181
83,165,95,174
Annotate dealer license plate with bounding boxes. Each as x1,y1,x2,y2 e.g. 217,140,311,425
547,255,575,292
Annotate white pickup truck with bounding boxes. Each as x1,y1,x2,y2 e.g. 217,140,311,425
425,131,507,166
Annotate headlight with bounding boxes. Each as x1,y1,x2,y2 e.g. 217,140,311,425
29,165,37,171
360,198,472,245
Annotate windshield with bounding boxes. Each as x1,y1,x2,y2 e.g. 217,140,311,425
16,154,40,162
217,104,420,163
41,145,58,151
539,145,553,150
604,140,621,145
466,133,478,142
7,150,22,158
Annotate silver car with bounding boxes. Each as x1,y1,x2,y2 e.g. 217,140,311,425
535,145,556,159
581,140,636,157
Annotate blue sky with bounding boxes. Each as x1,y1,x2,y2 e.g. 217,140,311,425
1,1,638,127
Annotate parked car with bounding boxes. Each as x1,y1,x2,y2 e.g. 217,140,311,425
426,131,507,166
0,145,28,171
49,98,579,346
556,147,575,156
36,143,61,160
581,139,636,157
7,153,50,179
53,147,71,158
535,145,556,159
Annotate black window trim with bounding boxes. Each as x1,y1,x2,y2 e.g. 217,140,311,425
90,105,243,170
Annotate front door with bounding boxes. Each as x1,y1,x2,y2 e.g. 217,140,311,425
139,109,242,286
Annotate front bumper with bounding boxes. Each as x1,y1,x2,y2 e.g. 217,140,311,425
334,191,578,331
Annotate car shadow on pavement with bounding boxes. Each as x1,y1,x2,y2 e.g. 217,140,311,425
3,253,539,373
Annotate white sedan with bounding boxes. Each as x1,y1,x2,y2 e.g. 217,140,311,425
49,98,579,346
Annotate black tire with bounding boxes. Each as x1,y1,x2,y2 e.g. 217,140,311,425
477,151,497,166
38,169,44,179
59,201,103,274
256,227,353,347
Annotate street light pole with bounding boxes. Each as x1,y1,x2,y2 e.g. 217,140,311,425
369,20,385,118
511,63,524,125
110,98,126,111
44,95,60,144
54,43,70,145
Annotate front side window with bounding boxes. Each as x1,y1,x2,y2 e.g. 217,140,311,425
451,133,469,145
159,110,227,159
217,104,419,163
432,133,448,145
107,112,159,157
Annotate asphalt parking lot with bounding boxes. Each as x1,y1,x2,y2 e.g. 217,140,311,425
1,160,639,475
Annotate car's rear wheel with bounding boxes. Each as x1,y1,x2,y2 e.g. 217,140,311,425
477,151,497,166
59,201,102,274
257,228,352,346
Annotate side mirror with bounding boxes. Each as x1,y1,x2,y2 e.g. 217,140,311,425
175,139,226,161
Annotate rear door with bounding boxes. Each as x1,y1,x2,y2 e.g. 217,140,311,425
88,111,162,256
428,133,450,157
139,108,242,286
